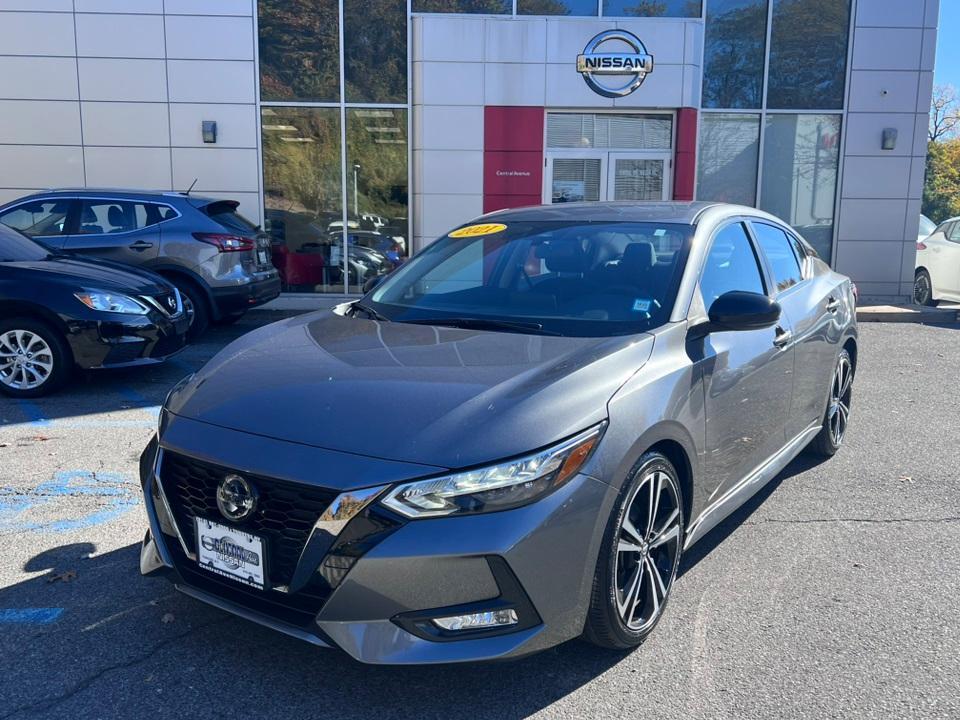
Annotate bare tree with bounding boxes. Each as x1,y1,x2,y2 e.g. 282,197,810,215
930,84,960,142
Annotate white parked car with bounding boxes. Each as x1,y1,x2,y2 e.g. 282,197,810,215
915,215,960,305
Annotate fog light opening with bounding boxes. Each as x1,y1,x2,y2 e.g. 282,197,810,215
432,608,519,632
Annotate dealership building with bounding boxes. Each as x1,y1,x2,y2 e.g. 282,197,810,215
0,0,939,301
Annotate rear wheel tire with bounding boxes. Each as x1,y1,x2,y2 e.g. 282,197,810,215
0,317,72,398
914,269,936,307
169,278,209,340
807,348,854,458
583,452,684,650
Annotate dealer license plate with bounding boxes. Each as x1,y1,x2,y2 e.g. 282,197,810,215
195,517,266,589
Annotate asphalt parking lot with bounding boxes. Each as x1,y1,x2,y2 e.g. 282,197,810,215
1,317,958,719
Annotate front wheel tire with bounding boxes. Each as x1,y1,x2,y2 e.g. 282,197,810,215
0,317,72,398
583,452,684,650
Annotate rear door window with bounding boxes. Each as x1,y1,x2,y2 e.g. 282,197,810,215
0,200,72,238
751,222,803,293
76,200,168,235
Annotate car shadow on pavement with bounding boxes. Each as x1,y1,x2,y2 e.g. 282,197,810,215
677,453,827,578
1,541,629,720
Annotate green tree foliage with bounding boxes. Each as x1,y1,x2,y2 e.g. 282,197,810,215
258,0,340,102
702,0,768,108
923,140,960,223
413,0,510,11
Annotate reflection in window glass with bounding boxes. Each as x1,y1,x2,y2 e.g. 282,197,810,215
412,0,510,11
261,108,345,294
0,200,71,238
258,0,339,102
518,0,598,15
703,0,768,109
346,108,409,293
752,222,802,292
701,223,766,308
759,114,841,262
603,0,702,17
344,0,407,104
697,113,760,206
767,0,851,109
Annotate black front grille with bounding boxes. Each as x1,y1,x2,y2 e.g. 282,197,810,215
159,451,338,589
103,341,146,365
152,291,180,316
150,333,184,359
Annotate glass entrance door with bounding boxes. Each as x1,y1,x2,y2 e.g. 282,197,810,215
545,151,671,204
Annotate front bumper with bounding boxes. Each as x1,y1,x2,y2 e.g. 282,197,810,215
65,309,189,370
138,434,614,665
210,272,281,317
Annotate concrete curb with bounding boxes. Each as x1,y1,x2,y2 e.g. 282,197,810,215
856,304,960,324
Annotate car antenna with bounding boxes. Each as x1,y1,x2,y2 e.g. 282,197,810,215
185,178,198,195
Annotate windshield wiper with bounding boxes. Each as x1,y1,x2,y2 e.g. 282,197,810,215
401,317,561,336
352,302,390,322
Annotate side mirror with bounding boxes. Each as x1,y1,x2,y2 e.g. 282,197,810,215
362,274,387,294
707,291,781,331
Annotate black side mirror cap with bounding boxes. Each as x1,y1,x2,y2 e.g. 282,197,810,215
689,291,781,338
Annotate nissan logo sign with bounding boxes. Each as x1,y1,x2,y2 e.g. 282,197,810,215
577,30,654,99
216,474,258,522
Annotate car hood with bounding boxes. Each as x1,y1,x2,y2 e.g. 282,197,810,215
5,255,170,295
166,312,656,469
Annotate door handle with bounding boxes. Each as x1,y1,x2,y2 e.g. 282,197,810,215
773,326,792,349
826,296,840,313
129,240,154,250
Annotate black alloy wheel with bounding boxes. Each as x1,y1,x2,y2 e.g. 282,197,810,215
808,348,854,458
584,452,684,649
914,269,935,307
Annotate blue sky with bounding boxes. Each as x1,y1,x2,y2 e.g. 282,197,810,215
935,3,960,88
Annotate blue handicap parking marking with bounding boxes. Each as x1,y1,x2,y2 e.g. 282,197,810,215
0,470,139,534
0,608,64,624
14,400,51,428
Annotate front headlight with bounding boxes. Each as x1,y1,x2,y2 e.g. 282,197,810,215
75,291,148,315
381,424,605,519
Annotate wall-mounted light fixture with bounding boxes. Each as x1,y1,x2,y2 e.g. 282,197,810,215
882,128,898,151
202,121,218,144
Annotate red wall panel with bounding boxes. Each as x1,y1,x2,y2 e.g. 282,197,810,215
484,106,545,213
674,108,698,202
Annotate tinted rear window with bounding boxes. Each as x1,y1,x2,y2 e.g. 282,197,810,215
203,201,259,236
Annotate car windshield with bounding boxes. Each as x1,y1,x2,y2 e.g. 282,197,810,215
0,225,51,262
919,215,936,236
367,220,693,337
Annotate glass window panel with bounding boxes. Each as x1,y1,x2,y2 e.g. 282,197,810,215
346,108,409,293
413,0,510,11
697,113,760,206
752,221,802,292
261,107,345,294
700,222,766,307
612,159,665,201
767,0,852,110
518,0,599,15
344,0,407,104
602,0,702,17
552,159,602,202
547,113,672,150
759,114,841,262
258,0,339,102
0,200,71,238
702,0,768,109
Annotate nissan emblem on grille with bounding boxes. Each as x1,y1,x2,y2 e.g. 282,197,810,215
576,30,654,99
166,295,177,311
216,474,258,522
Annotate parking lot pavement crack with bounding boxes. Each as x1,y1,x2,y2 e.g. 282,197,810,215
743,516,960,526
0,617,230,720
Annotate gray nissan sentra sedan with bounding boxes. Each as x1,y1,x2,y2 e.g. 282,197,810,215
138,202,857,664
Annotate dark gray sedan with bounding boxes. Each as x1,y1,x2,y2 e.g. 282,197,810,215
138,202,857,664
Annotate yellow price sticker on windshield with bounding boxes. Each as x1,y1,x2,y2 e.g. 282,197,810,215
449,223,507,238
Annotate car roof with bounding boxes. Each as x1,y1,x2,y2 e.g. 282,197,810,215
480,201,735,225
14,188,222,204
